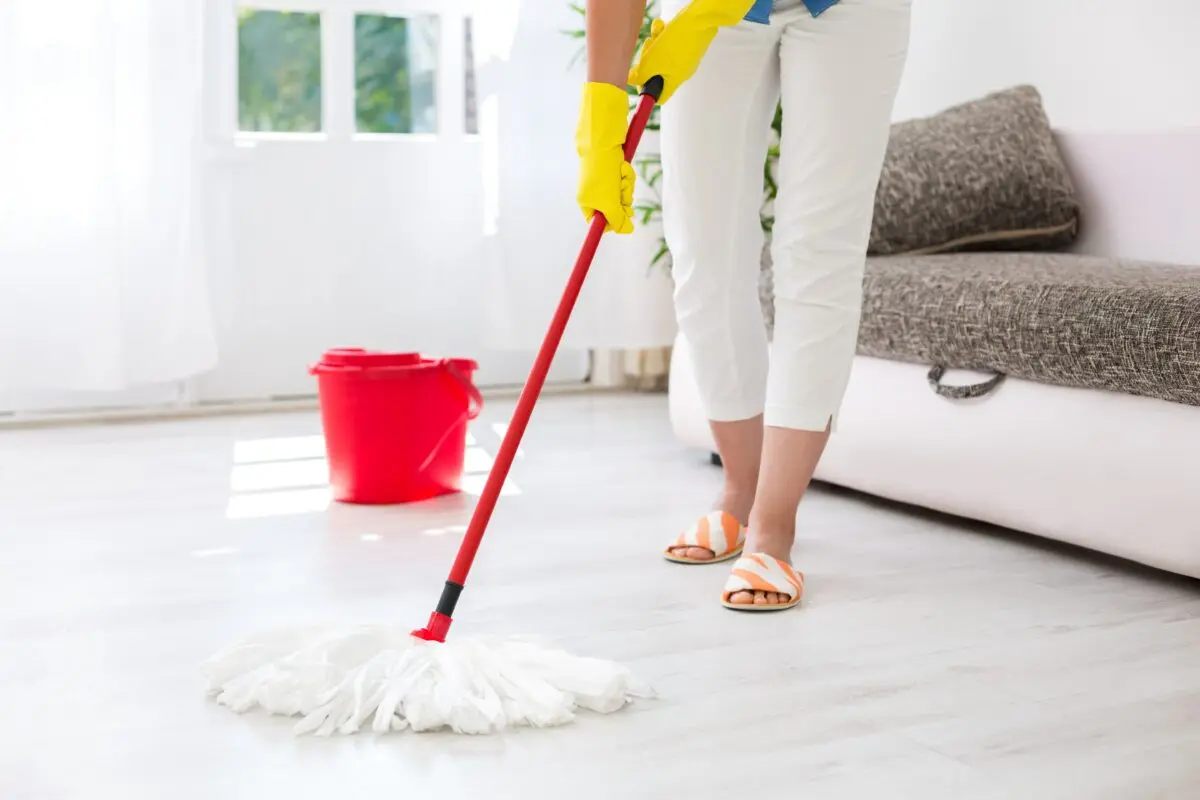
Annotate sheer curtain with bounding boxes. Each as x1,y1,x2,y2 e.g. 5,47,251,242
0,0,216,394
474,0,678,355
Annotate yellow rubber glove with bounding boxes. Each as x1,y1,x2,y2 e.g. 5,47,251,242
628,0,756,106
576,82,636,234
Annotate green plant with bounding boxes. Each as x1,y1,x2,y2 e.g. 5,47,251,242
762,102,783,233
354,14,433,134
564,3,783,272
238,10,323,133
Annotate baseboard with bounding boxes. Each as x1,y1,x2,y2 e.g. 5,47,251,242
588,349,627,388
0,381,610,430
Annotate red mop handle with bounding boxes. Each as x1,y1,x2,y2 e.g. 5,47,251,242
414,76,666,643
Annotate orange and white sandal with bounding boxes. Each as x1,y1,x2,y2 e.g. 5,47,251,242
663,511,746,565
721,553,804,612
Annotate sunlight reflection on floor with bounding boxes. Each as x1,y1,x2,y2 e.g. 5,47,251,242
225,429,519,520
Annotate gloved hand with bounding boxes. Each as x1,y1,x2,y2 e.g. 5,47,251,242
576,81,636,234
628,0,756,106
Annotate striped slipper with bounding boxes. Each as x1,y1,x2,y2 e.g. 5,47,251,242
663,511,746,565
721,553,804,612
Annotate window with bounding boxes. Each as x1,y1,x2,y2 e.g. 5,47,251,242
237,9,323,133
354,14,439,135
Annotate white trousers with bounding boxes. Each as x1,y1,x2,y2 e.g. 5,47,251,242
661,0,911,431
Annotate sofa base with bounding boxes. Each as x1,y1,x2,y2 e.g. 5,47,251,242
669,341,1200,579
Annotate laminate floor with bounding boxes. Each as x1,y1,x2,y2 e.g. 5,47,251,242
1,393,1197,799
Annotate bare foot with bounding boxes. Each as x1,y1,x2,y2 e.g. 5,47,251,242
724,527,796,606
667,491,753,561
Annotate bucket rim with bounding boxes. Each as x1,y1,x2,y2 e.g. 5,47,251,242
310,350,480,375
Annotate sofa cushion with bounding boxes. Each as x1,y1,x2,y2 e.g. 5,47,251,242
854,253,1200,406
869,86,1080,256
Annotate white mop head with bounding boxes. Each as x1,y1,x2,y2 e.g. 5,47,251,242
202,627,651,736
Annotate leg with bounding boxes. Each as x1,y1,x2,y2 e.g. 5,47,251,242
660,20,782,560
729,0,911,604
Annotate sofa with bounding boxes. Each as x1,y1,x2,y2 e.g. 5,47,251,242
668,88,1200,580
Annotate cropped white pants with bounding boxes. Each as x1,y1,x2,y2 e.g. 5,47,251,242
661,0,910,431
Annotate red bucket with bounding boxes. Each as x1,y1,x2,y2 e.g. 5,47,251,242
310,349,483,504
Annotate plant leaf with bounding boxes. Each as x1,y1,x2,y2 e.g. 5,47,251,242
649,240,672,276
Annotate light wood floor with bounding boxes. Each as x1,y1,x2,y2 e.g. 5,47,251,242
1,393,1197,799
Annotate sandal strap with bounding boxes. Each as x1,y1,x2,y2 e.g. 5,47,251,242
722,553,804,602
669,511,745,557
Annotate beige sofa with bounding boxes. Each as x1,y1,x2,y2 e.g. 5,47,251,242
669,129,1200,579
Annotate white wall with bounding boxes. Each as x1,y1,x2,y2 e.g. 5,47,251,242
893,0,1200,130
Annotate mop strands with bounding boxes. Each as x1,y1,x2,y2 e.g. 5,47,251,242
202,628,651,736
202,77,666,737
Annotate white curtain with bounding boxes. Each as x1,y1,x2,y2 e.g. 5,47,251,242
0,0,216,393
474,0,678,352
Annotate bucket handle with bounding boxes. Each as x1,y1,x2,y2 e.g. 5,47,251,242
412,361,483,475
440,360,484,421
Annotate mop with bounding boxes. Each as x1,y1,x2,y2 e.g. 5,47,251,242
202,77,666,737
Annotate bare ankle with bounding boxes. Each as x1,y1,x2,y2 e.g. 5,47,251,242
742,526,796,564
747,511,797,544
718,486,755,525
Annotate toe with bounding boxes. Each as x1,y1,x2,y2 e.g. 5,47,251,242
668,545,702,560
754,591,769,605
729,590,754,605
685,546,714,561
